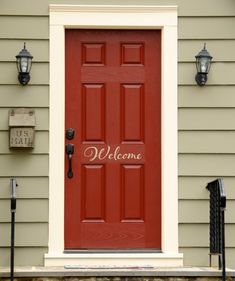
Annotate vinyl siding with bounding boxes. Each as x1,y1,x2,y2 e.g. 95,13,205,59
179,40,235,62
0,200,48,222
0,177,48,198
179,63,235,85
1,0,235,269
0,86,49,107
0,40,48,62
0,3,50,266
179,17,235,39
0,222,48,265
0,223,48,246
179,86,235,107
179,224,235,247
179,131,235,153
0,16,49,39
179,109,235,130
177,0,235,269
179,200,235,223
0,63,49,84
0,248,47,266
178,8,235,268
179,177,235,199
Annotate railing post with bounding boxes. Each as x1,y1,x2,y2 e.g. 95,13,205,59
206,178,226,281
220,182,226,281
10,178,18,281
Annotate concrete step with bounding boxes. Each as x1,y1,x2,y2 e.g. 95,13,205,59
0,266,235,279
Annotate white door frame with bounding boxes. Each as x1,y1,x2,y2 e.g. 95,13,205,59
46,4,182,267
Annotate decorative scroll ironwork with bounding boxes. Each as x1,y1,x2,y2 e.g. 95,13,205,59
206,178,226,281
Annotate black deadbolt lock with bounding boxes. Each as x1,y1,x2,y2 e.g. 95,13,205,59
66,128,75,140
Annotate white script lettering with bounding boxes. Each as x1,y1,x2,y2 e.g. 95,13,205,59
83,146,142,162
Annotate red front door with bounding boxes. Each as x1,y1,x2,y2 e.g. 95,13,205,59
65,30,161,249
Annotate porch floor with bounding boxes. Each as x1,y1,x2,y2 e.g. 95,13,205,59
0,266,235,278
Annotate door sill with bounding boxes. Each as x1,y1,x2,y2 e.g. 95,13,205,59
64,249,162,254
44,252,183,267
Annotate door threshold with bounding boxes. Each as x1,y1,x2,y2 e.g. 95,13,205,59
64,249,162,254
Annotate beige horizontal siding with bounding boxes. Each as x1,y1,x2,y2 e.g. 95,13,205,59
179,176,235,200
0,247,47,266
179,224,235,247
179,248,212,267
179,200,209,223
0,223,48,246
179,177,214,200
179,108,235,130
179,131,235,153
0,62,49,85
0,39,49,62
0,131,49,153
179,17,235,39
0,2,50,269
179,40,235,62
0,155,48,177
0,108,48,130
180,225,209,248
0,0,50,16
0,86,49,107
179,154,235,176
0,199,48,222
178,86,235,108
179,200,235,223
1,0,235,16
0,16,48,39
179,62,235,85
180,247,235,268
0,177,48,199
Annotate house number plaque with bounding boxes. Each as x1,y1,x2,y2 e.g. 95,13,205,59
9,108,36,148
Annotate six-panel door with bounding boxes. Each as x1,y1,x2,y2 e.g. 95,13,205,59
65,29,161,249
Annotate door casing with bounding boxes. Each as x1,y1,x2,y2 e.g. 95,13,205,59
46,4,182,267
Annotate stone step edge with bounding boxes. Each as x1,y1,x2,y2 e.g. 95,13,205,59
0,267,235,278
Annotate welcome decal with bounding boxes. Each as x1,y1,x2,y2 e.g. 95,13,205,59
83,145,143,162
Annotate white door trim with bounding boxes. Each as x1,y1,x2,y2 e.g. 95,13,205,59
46,4,182,267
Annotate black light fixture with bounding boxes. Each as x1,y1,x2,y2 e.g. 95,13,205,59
16,43,33,85
195,43,213,86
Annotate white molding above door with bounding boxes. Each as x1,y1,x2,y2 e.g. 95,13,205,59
46,4,182,267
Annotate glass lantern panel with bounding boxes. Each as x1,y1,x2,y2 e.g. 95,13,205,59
199,57,209,73
16,58,21,72
27,59,32,72
20,57,28,73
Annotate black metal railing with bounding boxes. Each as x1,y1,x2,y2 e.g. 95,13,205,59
206,178,226,281
10,178,18,281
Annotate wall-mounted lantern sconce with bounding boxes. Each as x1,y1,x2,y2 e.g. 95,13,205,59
195,43,213,86
16,43,33,86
